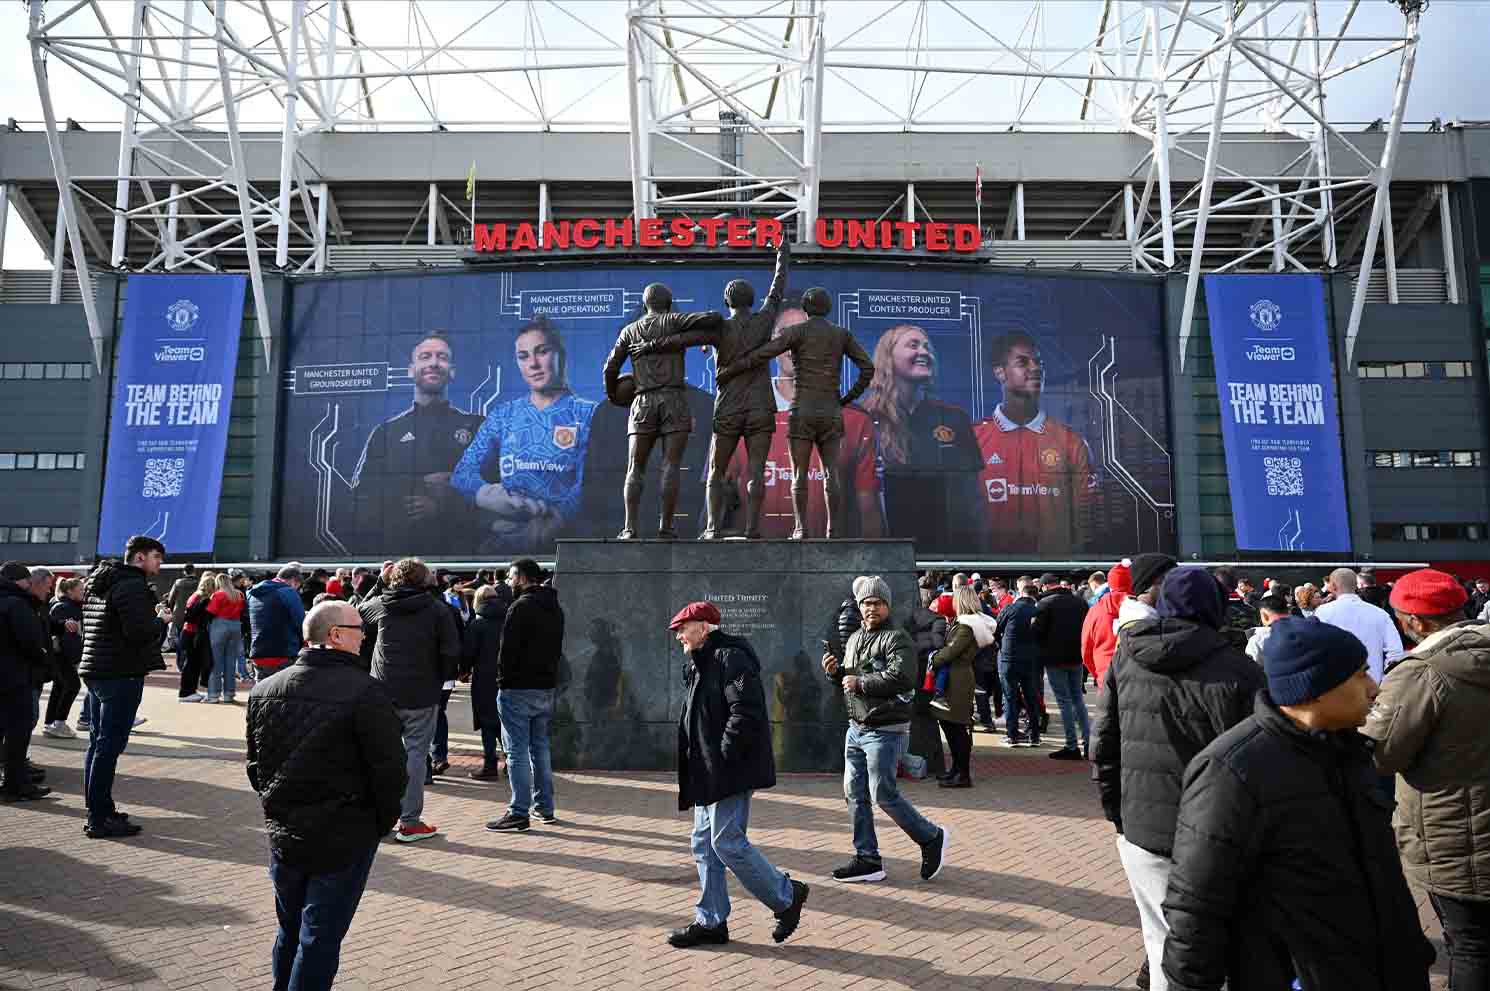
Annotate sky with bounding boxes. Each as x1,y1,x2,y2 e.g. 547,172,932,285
3,0,1488,269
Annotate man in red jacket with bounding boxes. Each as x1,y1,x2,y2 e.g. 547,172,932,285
1082,561,1132,685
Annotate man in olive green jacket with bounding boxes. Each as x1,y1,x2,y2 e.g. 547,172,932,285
821,575,948,885
1364,568,1490,986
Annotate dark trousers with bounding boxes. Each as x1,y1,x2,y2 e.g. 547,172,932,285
45,663,81,724
177,632,205,696
1431,892,1490,991
270,843,378,991
974,668,1001,725
999,664,1040,743
0,689,31,792
432,688,452,763
480,725,502,764
938,720,972,777
82,677,144,824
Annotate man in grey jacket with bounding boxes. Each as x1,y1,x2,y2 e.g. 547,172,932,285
822,575,949,884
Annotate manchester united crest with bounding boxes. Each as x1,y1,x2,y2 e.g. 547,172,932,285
553,425,577,450
1040,447,1062,469
932,424,955,444
454,428,473,446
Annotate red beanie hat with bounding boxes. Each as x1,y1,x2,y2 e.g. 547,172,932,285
1389,569,1468,617
1107,560,1133,595
931,592,957,620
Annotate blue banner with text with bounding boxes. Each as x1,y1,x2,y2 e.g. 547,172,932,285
1204,273,1350,553
97,274,245,555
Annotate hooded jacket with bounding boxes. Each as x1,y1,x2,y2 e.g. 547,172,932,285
49,597,83,667
677,629,776,809
1082,589,1127,683
247,579,306,663
246,647,409,873
930,613,997,725
498,584,564,690
1364,620,1490,901
1032,587,1087,667
1162,693,1434,991
0,581,48,694
994,595,1040,671
358,586,460,709
1093,568,1264,857
78,562,166,681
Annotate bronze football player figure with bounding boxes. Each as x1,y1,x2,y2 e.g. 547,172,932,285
714,287,873,539
627,243,789,538
602,285,724,539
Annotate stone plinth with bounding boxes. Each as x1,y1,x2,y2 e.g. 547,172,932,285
550,538,918,772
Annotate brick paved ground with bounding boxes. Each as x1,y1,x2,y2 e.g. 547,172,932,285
2,676,1450,991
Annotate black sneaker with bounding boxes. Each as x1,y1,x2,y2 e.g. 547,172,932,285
772,879,809,943
666,922,728,948
1048,747,1084,761
831,857,886,883
486,812,530,832
1,783,52,802
84,817,142,839
920,827,950,881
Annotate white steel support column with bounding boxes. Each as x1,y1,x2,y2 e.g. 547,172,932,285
427,183,438,246
1382,194,1398,303
538,182,550,227
1271,183,1285,271
1015,182,1026,241
800,6,825,245
29,3,102,363
1178,19,1234,370
1307,3,1337,269
315,183,329,274
0,183,9,275
1146,1,1175,267
111,0,146,269
1123,183,1137,265
1345,9,1420,366
625,16,653,222
905,183,915,223
275,0,306,268
217,3,274,361
50,200,66,305
1439,183,1459,304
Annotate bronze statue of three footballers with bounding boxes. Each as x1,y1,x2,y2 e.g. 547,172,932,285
607,243,872,540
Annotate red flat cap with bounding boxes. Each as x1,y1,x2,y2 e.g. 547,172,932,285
669,601,721,630
1389,568,1468,616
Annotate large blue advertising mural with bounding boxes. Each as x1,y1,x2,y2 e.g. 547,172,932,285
1204,273,1351,553
98,274,245,554
277,262,1173,560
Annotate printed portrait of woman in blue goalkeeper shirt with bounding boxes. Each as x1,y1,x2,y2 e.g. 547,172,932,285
451,318,597,551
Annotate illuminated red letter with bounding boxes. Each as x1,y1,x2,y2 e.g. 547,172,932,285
472,223,505,253
573,219,601,248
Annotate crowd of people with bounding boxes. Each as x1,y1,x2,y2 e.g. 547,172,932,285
5,539,1490,990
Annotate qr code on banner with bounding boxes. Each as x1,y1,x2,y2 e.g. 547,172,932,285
1264,456,1304,497
142,458,186,499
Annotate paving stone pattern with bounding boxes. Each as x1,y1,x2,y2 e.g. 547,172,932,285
2,678,1449,990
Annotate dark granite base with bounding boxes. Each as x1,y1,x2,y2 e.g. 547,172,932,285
552,538,919,772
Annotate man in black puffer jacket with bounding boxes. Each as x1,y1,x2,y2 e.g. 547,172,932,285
1162,618,1434,990
665,600,809,949
78,536,170,838
247,599,408,991
357,557,459,844
1093,565,1262,988
0,562,50,800
1032,572,1090,760
487,558,565,833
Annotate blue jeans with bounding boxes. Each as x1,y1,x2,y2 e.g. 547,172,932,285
269,843,378,991
999,664,1040,744
1045,665,1090,751
843,722,938,863
209,618,244,701
394,706,438,826
499,689,554,819
82,677,144,824
691,791,793,928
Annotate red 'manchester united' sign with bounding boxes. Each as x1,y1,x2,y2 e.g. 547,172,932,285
471,217,982,253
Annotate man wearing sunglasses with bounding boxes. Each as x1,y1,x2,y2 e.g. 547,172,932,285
246,600,408,991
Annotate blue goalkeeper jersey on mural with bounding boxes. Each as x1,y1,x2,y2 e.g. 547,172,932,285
451,391,598,521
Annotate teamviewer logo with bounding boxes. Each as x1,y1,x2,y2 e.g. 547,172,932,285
985,478,1008,503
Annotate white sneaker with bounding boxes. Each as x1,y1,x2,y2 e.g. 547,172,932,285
177,692,206,703
42,721,76,739
132,716,148,728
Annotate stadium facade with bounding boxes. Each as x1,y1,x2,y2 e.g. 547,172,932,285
1,1,1488,573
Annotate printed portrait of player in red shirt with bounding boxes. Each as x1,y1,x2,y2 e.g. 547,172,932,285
973,331,1097,554
726,306,884,538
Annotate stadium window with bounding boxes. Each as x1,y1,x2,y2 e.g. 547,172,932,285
43,363,64,379
62,363,82,380
68,527,79,543
15,454,35,470
7,528,27,544
1445,361,1473,378
23,363,44,379
1,364,21,379
28,527,47,544
35,454,56,471
0,455,13,471
75,452,85,470
56,454,74,470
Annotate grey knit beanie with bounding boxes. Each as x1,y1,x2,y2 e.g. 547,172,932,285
853,575,892,607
